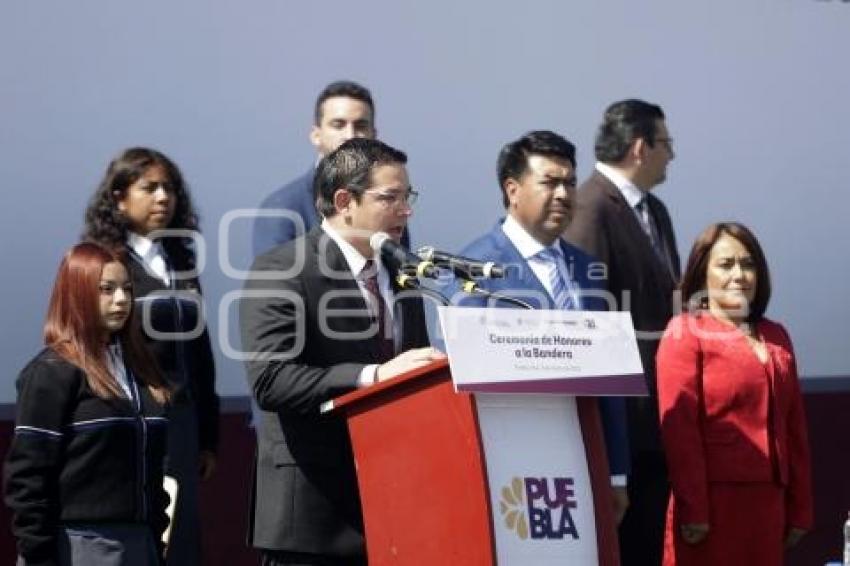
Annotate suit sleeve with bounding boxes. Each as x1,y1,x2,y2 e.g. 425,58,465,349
252,177,315,258
240,254,363,416
252,221,291,259
598,396,630,476
656,316,710,524
3,359,77,566
564,189,611,268
778,326,813,529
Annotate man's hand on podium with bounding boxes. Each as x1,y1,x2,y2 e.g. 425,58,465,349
376,347,446,383
612,486,629,525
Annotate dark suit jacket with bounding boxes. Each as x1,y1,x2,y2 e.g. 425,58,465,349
253,167,411,257
240,226,429,557
454,220,629,476
564,171,680,453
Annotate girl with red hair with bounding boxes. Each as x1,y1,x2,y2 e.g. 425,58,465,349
4,242,171,566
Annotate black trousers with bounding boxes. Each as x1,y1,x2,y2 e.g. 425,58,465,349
618,450,670,566
259,550,366,566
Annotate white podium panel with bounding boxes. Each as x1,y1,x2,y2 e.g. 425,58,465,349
476,393,598,565
438,307,645,395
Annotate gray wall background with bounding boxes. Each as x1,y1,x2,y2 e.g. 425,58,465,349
1,0,848,402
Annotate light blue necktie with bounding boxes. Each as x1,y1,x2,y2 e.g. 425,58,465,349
536,247,578,310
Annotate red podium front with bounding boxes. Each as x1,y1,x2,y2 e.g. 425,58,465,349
327,359,618,565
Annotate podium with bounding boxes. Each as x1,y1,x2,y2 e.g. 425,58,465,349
326,359,619,565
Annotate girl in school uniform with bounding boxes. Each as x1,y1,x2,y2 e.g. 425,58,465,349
5,242,172,565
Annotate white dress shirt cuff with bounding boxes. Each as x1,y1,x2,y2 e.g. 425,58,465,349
610,474,627,487
357,364,380,388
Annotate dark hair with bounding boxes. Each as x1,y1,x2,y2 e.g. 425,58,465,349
82,147,199,267
44,243,170,403
314,138,407,218
594,99,665,163
497,130,576,207
314,80,374,125
679,222,772,323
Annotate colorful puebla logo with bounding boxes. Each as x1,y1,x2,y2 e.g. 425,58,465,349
499,476,579,541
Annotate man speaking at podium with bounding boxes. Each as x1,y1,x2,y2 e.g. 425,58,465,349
240,138,440,566
454,130,630,532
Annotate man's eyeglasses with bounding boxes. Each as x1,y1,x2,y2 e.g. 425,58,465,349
364,187,419,207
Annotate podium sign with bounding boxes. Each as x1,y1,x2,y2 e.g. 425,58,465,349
476,394,598,564
437,307,646,395
328,360,621,566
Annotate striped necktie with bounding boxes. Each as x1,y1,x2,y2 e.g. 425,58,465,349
536,247,577,310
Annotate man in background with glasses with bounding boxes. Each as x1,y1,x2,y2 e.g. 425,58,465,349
240,138,441,566
565,99,680,566
253,80,411,257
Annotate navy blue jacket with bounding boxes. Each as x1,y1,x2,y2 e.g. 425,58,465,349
253,169,319,257
4,349,169,566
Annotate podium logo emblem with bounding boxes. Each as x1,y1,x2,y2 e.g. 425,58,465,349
499,476,580,541
499,477,529,539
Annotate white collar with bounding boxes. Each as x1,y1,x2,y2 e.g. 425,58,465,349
595,162,646,209
126,231,163,261
502,214,562,260
320,220,381,277
126,231,170,285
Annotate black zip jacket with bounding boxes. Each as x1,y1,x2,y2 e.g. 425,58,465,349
3,348,169,566
126,251,219,453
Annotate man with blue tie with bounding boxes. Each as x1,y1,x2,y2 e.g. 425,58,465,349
455,130,630,531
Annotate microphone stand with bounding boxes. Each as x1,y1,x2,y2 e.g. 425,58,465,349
458,279,534,310
394,273,451,306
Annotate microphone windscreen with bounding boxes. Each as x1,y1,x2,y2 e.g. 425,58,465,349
369,231,392,253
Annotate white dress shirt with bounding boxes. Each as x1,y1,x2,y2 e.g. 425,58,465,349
106,341,133,400
501,214,581,309
321,221,397,386
127,231,171,286
595,162,652,235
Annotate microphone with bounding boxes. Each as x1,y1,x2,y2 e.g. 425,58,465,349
369,232,438,279
416,246,506,279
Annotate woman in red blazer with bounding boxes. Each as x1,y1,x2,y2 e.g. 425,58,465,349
656,222,812,565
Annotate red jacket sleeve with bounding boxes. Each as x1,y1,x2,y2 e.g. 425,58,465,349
777,326,814,529
657,315,709,524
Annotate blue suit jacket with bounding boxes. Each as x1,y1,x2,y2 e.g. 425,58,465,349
253,169,318,257
454,219,630,475
253,167,412,257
